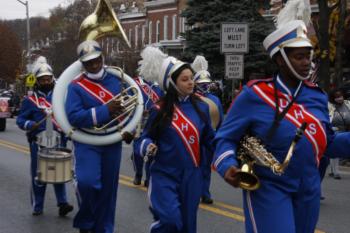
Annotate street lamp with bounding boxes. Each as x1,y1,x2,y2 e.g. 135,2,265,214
16,0,30,58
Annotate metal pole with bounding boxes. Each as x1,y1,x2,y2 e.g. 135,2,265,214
25,1,30,57
16,0,30,56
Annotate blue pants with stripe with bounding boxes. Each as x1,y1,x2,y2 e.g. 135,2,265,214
132,151,151,181
148,167,202,233
73,142,122,233
29,142,68,212
243,177,320,233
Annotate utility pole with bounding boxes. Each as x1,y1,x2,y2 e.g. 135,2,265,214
16,0,30,57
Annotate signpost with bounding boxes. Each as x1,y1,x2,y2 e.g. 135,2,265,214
221,23,249,54
221,22,249,97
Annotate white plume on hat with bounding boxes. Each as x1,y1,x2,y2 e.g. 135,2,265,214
191,55,208,73
138,46,168,84
191,55,211,83
32,56,48,73
275,0,311,28
32,56,54,78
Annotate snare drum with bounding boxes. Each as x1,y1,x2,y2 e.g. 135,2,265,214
36,148,73,183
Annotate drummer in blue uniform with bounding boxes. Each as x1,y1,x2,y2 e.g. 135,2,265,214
191,55,224,204
213,2,350,233
135,47,215,233
16,59,73,216
65,40,133,233
131,75,163,186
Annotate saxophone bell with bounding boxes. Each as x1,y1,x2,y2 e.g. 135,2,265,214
235,162,260,191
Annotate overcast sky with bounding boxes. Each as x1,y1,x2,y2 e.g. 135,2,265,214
0,0,73,20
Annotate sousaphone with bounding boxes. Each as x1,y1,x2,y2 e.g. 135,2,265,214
52,0,143,145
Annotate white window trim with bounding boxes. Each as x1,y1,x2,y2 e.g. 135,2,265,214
156,20,160,42
148,21,153,44
172,15,177,40
163,15,168,40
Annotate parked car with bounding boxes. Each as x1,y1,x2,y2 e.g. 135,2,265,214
0,90,21,131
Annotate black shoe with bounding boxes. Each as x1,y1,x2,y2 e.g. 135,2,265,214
32,210,43,216
201,196,214,204
329,172,334,177
320,196,325,200
59,203,74,216
79,230,92,233
144,179,149,187
133,175,142,185
334,175,341,180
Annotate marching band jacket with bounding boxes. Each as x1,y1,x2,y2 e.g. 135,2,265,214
17,90,60,142
134,77,163,111
137,97,215,169
213,76,350,189
65,71,122,130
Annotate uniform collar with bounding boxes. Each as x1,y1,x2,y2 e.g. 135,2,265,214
276,75,303,98
37,90,51,97
178,95,190,103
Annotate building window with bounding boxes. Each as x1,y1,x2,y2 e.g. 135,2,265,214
135,25,139,48
156,20,160,42
164,15,168,40
129,28,133,47
142,25,146,46
148,21,152,44
179,12,186,34
172,15,177,40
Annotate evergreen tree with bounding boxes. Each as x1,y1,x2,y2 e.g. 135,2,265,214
182,0,275,82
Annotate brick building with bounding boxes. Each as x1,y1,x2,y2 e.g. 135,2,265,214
104,0,350,75
100,0,187,75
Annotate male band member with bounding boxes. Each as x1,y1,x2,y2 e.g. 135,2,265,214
17,60,73,216
66,40,132,233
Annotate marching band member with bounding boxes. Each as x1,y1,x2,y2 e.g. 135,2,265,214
135,47,215,233
65,40,132,233
131,75,163,186
16,58,73,216
213,1,350,233
191,55,224,204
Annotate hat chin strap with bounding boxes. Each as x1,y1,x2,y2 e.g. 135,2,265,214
168,78,188,97
280,48,313,81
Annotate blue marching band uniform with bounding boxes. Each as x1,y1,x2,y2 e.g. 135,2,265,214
213,76,350,233
132,76,163,186
66,69,124,233
17,88,71,215
136,96,215,233
196,91,223,201
191,55,224,203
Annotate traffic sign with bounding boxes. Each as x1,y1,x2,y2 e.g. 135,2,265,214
25,74,36,87
225,54,244,79
221,23,249,54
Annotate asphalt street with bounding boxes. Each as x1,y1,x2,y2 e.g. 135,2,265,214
0,118,349,233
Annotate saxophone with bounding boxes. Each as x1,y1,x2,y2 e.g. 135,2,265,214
236,122,307,190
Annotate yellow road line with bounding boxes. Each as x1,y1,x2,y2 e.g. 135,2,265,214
213,201,244,213
0,139,29,151
0,141,29,154
0,139,326,233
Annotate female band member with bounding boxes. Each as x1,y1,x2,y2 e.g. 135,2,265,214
136,48,215,233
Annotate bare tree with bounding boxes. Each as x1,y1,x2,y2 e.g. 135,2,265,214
0,22,21,85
